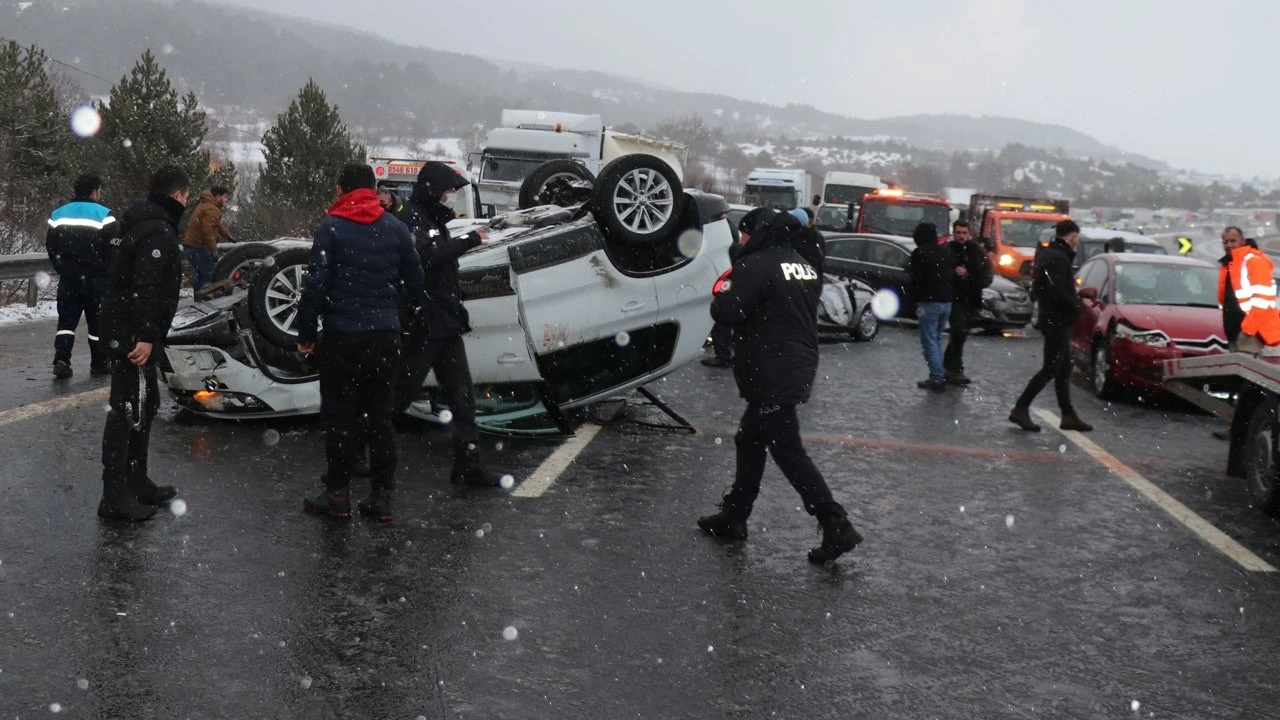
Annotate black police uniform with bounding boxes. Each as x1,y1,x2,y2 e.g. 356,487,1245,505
46,197,119,374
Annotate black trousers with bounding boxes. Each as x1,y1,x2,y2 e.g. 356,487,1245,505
395,330,479,452
319,332,400,492
55,279,104,367
1015,322,1075,413
943,303,972,375
722,403,846,522
102,358,160,486
710,322,734,360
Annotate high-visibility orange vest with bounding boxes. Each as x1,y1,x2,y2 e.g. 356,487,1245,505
1231,246,1280,345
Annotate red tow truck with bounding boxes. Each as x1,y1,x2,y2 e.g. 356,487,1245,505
854,188,953,241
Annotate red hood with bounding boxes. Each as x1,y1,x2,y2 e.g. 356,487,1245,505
1118,304,1228,346
328,188,385,224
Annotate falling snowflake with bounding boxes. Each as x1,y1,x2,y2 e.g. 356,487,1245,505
49,703,62,713
439,409,454,424
502,626,518,641
499,475,515,490
870,289,900,320
170,499,188,517
677,229,703,258
35,271,52,290
1005,515,1015,529
615,331,631,348
76,679,89,691
69,104,101,137
262,429,281,447
300,676,312,689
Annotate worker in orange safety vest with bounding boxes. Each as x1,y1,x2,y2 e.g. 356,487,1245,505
1220,228,1280,353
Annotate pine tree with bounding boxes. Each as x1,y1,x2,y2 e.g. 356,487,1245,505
94,50,229,202
256,79,365,217
0,41,70,252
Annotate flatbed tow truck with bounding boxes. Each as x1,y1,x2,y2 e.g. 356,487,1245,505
1163,353,1280,512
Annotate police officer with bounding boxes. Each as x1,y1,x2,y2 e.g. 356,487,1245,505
395,162,505,487
297,164,425,521
96,166,189,521
46,174,118,378
697,209,862,564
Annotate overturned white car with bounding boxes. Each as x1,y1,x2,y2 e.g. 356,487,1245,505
160,155,735,435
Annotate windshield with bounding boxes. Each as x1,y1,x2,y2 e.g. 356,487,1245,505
999,218,1061,248
1114,263,1219,307
824,185,877,205
743,185,797,210
481,153,567,184
816,205,854,231
859,200,951,238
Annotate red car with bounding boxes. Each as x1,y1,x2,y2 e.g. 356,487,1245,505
1070,254,1227,398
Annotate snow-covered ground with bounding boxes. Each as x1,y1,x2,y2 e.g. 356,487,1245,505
216,137,463,168
0,300,57,327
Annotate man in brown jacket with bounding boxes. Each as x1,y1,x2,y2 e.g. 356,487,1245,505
182,186,234,291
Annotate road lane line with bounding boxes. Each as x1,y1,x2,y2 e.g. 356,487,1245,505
0,388,109,429
511,423,603,498
1034,409,1277,573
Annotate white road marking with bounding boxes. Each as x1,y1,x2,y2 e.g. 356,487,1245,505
1035,409,1277,573
0,388,110,429
511,424,603,498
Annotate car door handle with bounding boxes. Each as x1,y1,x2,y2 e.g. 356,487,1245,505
621,301,647,313
497,353,525,365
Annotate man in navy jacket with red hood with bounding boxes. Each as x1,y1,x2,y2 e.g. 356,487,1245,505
297,164,424,521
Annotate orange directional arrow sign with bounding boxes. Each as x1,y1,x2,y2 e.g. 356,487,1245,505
1177,236,1194,255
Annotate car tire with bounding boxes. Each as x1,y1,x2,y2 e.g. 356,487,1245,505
247,247,312,350
1245,398,1280,514
213,243,276,284
852,306,879,341
1091,338,1121,400
591,154,684,248
518,160,595,210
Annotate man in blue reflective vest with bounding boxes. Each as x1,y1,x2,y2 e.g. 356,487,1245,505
46,174,118,378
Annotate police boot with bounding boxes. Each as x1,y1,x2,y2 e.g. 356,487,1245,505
450,446,506,488
128,463,177,506
98,473,157,522
807,515,862,564
303,487,352,518
697,511,748,541
357,490,394,522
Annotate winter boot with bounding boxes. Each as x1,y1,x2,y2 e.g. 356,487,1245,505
947,372,972,386
97,474,156,522
130,476,177,506
697,511,748,541
1059,413,1094,433
917,379,947,392
303,488,352,518
357,491,393,522
53,360,72,379
1008,407,1041,432
808,515,863,564
450,447,505,488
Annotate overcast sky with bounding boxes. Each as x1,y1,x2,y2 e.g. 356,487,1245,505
217,0,1277,178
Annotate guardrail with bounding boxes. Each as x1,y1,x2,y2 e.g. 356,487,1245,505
0,243,241,307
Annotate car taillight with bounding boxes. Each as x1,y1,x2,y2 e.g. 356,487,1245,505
713,268,733,295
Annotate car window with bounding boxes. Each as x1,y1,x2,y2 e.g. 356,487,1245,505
867,241,908,268
1113,263,1218,306
826,240,859,261
1078,260,1106,290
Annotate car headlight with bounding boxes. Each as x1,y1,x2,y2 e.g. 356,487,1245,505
998,253,1016,267
1115,322,1171,347
982,288,1002,302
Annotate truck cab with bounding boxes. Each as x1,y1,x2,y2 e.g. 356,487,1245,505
970,194,1071,284
821,171,884,219
369,156,483,219
742,168,821,211
854,188,953,241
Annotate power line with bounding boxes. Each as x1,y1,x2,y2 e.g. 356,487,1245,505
0,34,262,141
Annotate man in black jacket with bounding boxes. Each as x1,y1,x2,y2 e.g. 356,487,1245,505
906,222,955,391
697,209,862,565
1010,220,1093,433
96,166,189,522
943,220,992,385
702,216,753,368
296,164,424,521
47,174,118,379
394,162,506,487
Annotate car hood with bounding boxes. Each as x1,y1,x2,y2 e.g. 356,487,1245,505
1117,304,1229,347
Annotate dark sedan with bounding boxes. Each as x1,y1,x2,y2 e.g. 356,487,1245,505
823,232,1032,330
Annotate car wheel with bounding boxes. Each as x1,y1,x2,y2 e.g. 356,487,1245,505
852,306,879,341
518,160,595,210
591,154,684,248
1091,339,1121,400
213,243,276,284
1245,398,1280,514
247,247,311,349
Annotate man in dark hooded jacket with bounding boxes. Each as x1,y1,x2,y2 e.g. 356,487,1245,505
296,164,424,521
906,222,954,391
697,208,862,565
96,166,189,522
395,162,506,487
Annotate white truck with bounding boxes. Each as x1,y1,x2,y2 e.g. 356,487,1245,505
742,168,821,212
471,110,688,216
821,171,885,207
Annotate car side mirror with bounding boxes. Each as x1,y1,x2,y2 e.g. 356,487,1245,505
812,195,822,207
1078,287,1098,301
981,236,994,252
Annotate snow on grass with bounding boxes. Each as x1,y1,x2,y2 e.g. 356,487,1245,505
0,300,57,327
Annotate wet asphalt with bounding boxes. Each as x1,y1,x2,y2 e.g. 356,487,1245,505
2,317,1280,719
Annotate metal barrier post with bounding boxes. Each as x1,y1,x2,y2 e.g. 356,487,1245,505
27,277,37,307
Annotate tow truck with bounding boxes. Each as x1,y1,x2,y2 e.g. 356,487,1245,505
853,188,953,240
368,156,484,219
969,194,1071,284
1162,352,1280,513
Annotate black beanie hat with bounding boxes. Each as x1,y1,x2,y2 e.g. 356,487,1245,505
739,207,779,236
912,222,938,247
